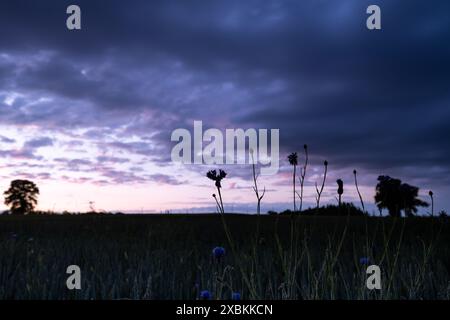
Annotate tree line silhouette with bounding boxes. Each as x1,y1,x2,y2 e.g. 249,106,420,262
0,145,446,217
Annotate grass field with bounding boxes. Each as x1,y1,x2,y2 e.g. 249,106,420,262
0,214,449,300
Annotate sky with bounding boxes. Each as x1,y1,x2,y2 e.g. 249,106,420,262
0,0,449,214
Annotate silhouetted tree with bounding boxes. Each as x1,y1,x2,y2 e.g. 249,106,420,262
294,203,366,217
374,176,428,217
400,183,429,217
4,180,39,215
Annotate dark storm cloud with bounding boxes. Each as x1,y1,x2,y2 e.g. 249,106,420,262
1,0,450,193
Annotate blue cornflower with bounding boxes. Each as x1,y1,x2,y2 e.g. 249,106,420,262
359,257,370,265
231,292,241,300
212,246,226,259
200,290,211,300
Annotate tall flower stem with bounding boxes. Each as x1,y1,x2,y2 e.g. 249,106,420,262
217,187,224,214
315,160,328,209
353,170,365,212
288,152,298,212
293,164,296,212
207,169,227,214
298,144,308,212
251,150,265,215
429,191,434,217
336,179,343,207
213,194,221,214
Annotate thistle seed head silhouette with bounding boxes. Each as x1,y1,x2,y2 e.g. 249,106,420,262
337,179,344,195
288,152,298,166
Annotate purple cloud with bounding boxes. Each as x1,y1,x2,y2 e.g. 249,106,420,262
0,135,15,144
23,137,54,149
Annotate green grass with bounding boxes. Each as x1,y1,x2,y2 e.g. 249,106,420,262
0,214,449,299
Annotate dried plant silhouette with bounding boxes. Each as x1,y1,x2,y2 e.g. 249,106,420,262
375,176,428,217
315,160,328,209
88,201,96,213
207,169,227,214
353,169,365,211
336,179,343,207
287,152,298,212
250,149,265,216
4,179,39,215
297,144,308,212
250,148,266,260
429,190,434,216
